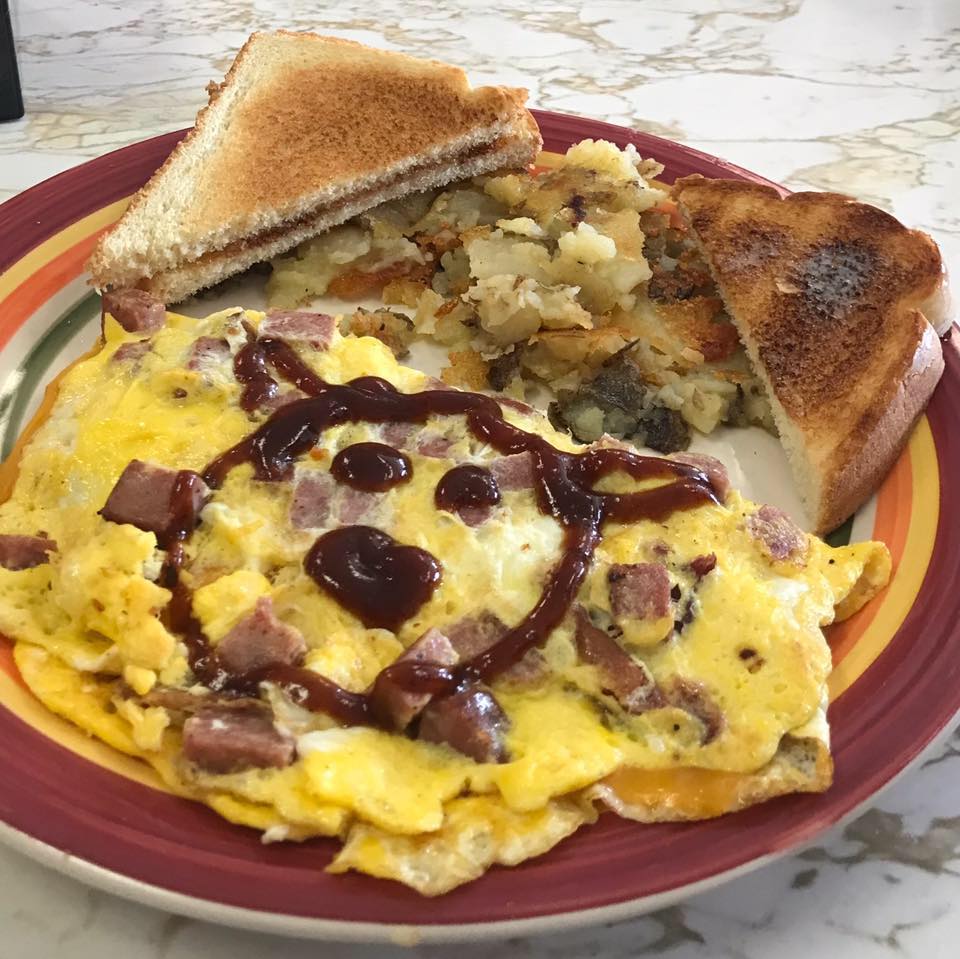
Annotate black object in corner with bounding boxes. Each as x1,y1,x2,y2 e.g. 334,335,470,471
0,0,24,121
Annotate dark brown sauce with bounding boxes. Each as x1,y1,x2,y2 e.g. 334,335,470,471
248,663,371,725
157,470,208,552
262,339,328,395
156,331,720,727
166,580,230,690
234,341,278,412
347,375,398,395
331,443,412,492
435,465,500,516
305,526,442,630
153,470,211,607
466,524,600,682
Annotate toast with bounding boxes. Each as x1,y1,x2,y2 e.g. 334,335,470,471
88,31,541,303
672,175,949,533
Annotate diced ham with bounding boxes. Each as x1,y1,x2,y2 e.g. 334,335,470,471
670,453,731,501
664,677,724,744
490,451,536,490
418,685,509,763
371,627,460,730
445,612,547,687
689,553,717,578
746,505,806,561
260,389,305,415
416,434,454,459
498,648,549,690
101,289,166,334
607,563,672,620
446,612,508,659
260,311,335,350
337,487,379,525
182,705,295,773
381,422,416,448
216,597,307,675
100,460,209,544
112,340,151,364
291,468,384,529
457,505,492,527
0,534,57,570
186,336,230,371
574,606,663,714
289,471,335,530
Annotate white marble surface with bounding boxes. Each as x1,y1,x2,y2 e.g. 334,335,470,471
1,1,958,956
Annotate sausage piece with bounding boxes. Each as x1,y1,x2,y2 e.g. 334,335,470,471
100,460,209,544
574,606,663,713
260,311,335,350
216,597,307,675
0,534,57,570
746,505,806,561
418,685,510,763
101,289,166,334
607,563,671,620
370,627,460,730
182,706,295,773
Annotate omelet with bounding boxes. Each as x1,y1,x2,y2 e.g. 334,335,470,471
0,302,890,895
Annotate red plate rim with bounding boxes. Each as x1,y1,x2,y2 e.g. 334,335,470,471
0,109,957,941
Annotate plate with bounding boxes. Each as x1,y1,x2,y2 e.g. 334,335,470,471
0,110,957,942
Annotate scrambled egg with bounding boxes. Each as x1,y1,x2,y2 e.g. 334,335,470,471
0,308,890,894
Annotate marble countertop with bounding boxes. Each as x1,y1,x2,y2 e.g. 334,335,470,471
1,1,958,956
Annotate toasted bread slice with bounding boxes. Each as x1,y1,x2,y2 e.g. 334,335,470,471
673,175,949,533
88,31,541,301
131,127,537,305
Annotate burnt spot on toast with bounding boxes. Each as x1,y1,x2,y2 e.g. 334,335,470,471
673,178,944,422
784,240,877,320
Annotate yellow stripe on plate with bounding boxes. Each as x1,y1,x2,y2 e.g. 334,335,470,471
0,199,130,302
828,419,939,699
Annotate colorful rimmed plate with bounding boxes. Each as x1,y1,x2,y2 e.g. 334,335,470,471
0,110,957,942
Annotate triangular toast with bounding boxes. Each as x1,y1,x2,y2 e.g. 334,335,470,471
672,175,948,533
88,31,541,303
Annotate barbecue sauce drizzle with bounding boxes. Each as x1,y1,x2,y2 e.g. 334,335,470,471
435,465,501,516
330,443,412,492
234,340,279,412
160,337,719,728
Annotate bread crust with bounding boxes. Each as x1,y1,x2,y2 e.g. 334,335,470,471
815,316,943,531
136,132,536,304
673,175,949,532
88,31,541,295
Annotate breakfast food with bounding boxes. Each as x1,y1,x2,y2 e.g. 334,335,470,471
88,27,950,533
87,31,541,304
269,137,951,528
672,176,948,532
0,300,891,894
269,139,773,452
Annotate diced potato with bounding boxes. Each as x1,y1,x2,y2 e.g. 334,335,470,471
522,329,631,381
467,276,591,346
442,351,490,390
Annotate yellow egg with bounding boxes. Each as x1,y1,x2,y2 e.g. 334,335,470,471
0,307,891,895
